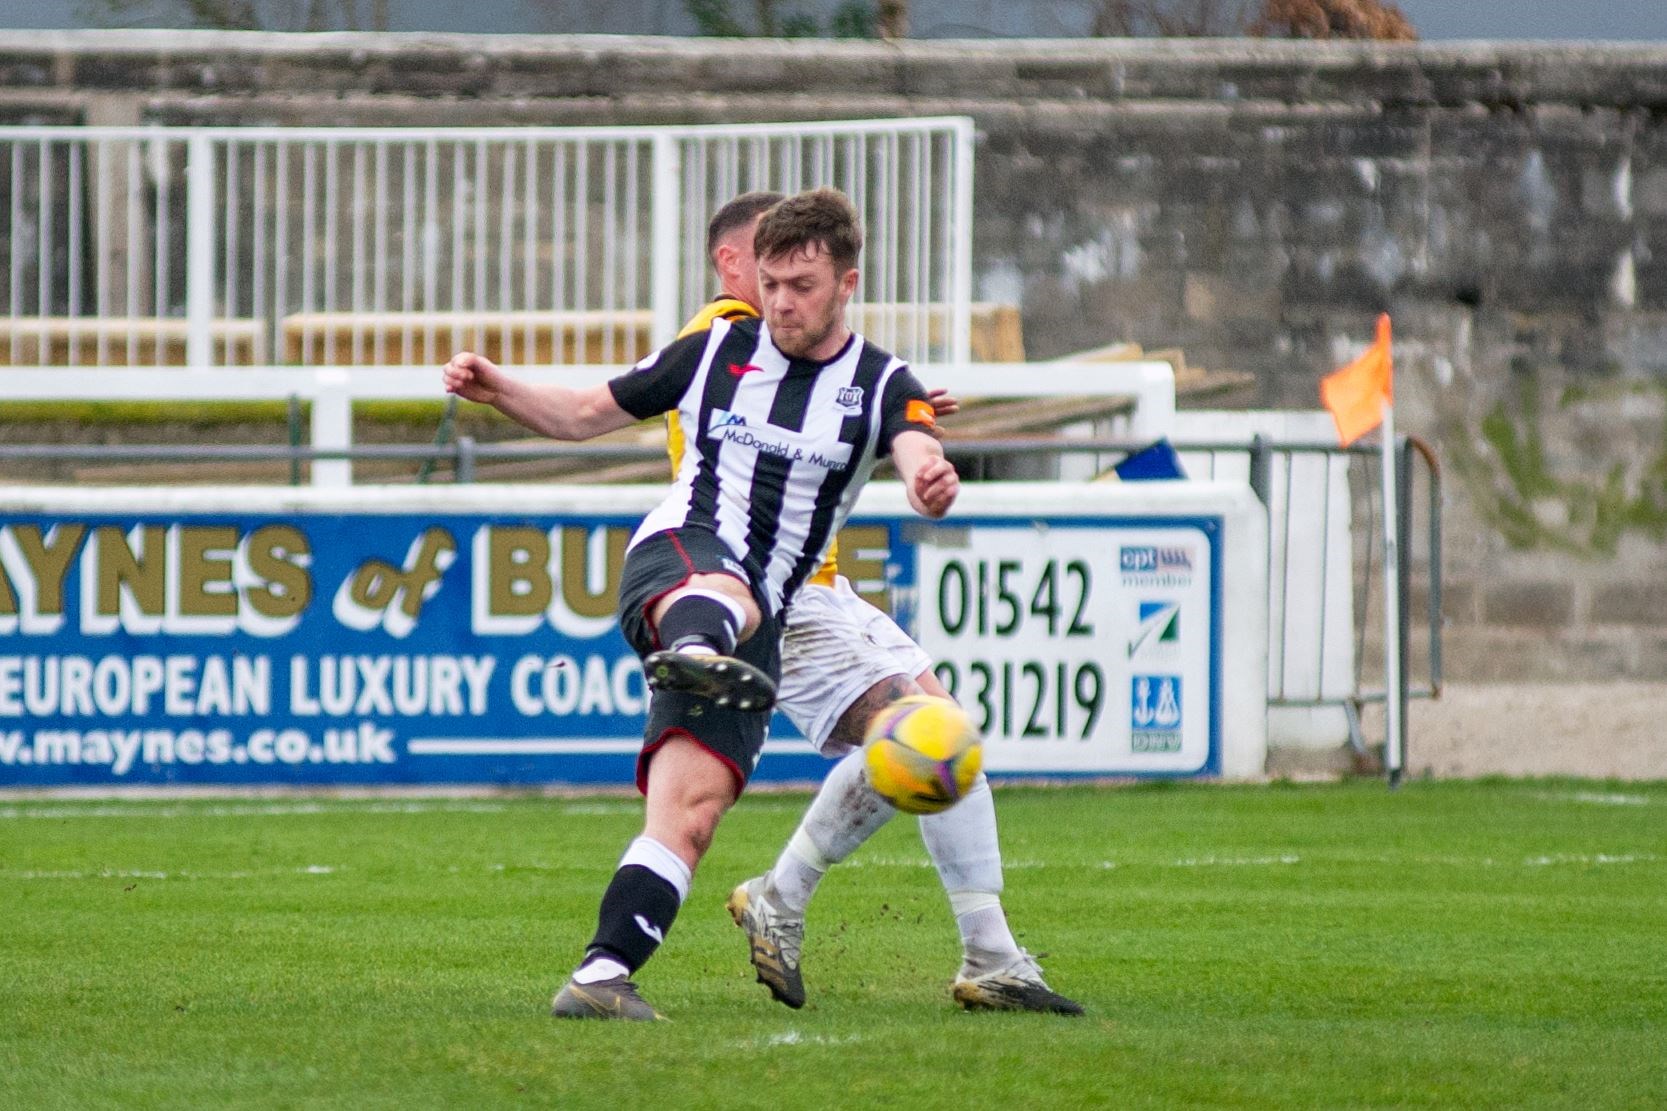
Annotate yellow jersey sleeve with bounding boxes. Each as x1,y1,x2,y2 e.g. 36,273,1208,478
666,297,838,588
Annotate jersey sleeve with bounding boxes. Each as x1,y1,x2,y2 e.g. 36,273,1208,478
876,366,936,456
608,329,711,419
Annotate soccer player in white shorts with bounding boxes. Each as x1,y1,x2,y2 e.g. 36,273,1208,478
688,193,1083,1015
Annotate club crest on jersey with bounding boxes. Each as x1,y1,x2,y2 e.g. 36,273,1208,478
728,362,764,378
834,385,864,413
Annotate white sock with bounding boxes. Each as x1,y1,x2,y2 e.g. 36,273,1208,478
918,774,1021,961
618,835,692,903
918,773,1003,893
572,956,630,984
950,894,1021,965
769,748,895,915
769,827,830,915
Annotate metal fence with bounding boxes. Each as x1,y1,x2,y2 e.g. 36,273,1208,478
0,118,974,372
1174,426,1442,767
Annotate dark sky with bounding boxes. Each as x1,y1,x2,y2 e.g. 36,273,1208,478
2,0,1666,40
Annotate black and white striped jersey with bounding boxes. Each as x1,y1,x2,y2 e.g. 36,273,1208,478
608,316,934,616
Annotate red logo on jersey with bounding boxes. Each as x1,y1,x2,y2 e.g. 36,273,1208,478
728,363,764,378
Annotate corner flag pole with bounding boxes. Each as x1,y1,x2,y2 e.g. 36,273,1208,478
1378,397,1404,786
1320,313,1403,785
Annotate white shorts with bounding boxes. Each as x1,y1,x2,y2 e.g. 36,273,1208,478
778,576,934,756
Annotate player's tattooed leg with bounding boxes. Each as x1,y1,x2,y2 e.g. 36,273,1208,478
828,673,919,750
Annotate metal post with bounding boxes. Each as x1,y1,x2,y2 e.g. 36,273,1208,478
1379,410,1404,787
1409,435,1445,699
310,369,352,487
184,133,216,366
949,117,975,368
455,435,477,484
1396,435,1415,782
287,394,302,487
650,133,682,348
1248,434,1270,506
185,134,216,369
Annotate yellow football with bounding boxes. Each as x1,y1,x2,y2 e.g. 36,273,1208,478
862,695,983,815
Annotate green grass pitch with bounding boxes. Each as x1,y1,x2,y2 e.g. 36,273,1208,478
3,780,1665,1109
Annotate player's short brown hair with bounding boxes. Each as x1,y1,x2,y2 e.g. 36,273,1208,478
706,191,784,262
753,187,862,274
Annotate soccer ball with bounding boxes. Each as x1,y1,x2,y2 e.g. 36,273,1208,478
862,695,983,815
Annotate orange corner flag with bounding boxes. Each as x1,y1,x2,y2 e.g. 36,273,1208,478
1320,314,1393,447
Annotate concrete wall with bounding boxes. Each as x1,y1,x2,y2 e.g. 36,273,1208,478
4,30,1666,680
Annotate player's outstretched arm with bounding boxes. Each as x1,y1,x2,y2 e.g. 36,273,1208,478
892,429,959,519
441,351,637,441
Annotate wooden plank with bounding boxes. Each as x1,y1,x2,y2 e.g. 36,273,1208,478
0,317,265,366
276,302,1026,366
279,309,656,366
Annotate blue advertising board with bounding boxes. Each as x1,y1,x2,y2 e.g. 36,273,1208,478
0,486,1243,788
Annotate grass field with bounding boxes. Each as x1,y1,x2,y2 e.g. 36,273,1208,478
3,780,1665,1109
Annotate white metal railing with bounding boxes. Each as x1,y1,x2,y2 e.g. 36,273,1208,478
0,361,1176,488
0,118,974,373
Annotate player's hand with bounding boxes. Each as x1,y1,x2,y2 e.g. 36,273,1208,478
910,456,959,519
441,351,502,405
921,387,960,441
927,387,960,419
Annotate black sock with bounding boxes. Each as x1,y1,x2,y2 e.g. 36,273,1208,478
656,592,740,655
585,864,683,974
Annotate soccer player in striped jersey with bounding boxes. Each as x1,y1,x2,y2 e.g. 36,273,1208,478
690,193,1082,1016
444,187,959,1021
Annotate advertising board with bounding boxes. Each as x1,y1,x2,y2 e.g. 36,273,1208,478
0,484,1266,787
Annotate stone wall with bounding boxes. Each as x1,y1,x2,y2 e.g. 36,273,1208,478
4,30,1666,680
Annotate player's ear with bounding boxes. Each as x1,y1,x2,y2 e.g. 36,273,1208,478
837,266,860,299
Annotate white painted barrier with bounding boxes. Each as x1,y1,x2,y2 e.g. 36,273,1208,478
0,360,1178,488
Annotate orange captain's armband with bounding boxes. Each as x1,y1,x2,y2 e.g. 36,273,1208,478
905,399,937,428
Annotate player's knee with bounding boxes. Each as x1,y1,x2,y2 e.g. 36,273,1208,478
681,796,727,857
683,572,762,640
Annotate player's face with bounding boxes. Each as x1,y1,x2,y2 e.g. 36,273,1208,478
758,243,859,361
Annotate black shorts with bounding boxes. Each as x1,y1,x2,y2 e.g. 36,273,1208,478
617,527,782,795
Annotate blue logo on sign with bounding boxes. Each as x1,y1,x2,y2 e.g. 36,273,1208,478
1137,600,1175,626
1121,546,1192,574
1128,601,1180,657
1131,674,1182,730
